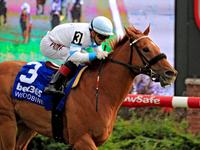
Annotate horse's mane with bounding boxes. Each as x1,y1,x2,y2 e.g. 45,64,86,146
109,34,128,52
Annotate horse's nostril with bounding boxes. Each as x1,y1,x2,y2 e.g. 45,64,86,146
165,71,174,76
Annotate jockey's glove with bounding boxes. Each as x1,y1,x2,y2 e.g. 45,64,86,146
97,51,108,60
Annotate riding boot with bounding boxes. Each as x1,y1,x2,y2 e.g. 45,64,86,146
43,61,77,95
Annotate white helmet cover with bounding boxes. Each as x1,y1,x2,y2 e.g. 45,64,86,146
21,2,31,14
89,16,114,36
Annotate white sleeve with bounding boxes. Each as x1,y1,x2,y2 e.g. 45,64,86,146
92,45,103,52
69,45,97,62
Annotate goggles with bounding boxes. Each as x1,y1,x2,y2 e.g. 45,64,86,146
95,32,110,40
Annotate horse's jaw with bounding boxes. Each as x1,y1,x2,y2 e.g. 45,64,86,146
151,69,177,87
159,75,176,87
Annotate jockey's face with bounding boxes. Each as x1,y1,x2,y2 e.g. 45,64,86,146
91,30,108,45
22,8,27,14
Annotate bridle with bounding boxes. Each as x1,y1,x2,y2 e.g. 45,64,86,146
105,36,167,81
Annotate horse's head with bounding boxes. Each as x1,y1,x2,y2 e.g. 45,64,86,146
123,24,177,87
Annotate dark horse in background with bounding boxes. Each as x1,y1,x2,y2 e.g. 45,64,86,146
0,0,7,26
0,25,177,149
36,0,46,15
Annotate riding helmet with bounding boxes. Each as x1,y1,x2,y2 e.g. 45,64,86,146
89,16,114,36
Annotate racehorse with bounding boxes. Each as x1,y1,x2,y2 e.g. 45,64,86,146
36,0,46,15
0,24,177,149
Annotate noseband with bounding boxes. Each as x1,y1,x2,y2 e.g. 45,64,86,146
106,36,167,81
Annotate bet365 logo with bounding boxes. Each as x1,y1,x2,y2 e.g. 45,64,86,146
16,82,42,98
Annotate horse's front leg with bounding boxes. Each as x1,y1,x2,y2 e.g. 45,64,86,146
0,95,17,150
15,123,37,150
72,134,98,150
0,114,17,150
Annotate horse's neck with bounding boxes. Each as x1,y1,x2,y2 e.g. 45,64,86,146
101,42,135,108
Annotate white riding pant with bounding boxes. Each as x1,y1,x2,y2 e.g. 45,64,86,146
40,32,70,62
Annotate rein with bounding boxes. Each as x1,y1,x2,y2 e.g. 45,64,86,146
106,57,149,72
96,45,107,111
106,36,167,80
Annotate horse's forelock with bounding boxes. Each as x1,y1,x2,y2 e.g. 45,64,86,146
128,25,143,35
109,24,149,53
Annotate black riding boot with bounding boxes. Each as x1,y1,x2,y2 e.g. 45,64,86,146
43,61,77,95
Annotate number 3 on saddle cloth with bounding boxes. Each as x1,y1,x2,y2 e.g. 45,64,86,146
12,61,87,111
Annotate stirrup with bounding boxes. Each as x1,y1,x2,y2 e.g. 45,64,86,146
43,84,65,96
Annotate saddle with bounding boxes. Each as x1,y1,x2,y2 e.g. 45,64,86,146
45,61,60,70
45,61,87,88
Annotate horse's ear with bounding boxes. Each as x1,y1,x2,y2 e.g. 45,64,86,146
143,24,150,35
124,27,130,37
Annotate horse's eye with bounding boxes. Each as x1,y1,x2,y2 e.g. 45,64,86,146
143,48,149,52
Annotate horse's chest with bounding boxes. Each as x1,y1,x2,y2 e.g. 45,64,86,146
93,128,112,147
92,120,114,146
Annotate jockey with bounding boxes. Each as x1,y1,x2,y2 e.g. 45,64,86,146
40,16,114,95
20,2,32,43
51,0,62,16
0,0,7,26
50,0,62,29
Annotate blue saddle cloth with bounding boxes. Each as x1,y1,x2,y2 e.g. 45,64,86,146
12,61,85,111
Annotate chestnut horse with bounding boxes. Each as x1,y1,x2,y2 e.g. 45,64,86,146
0,25,177,150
